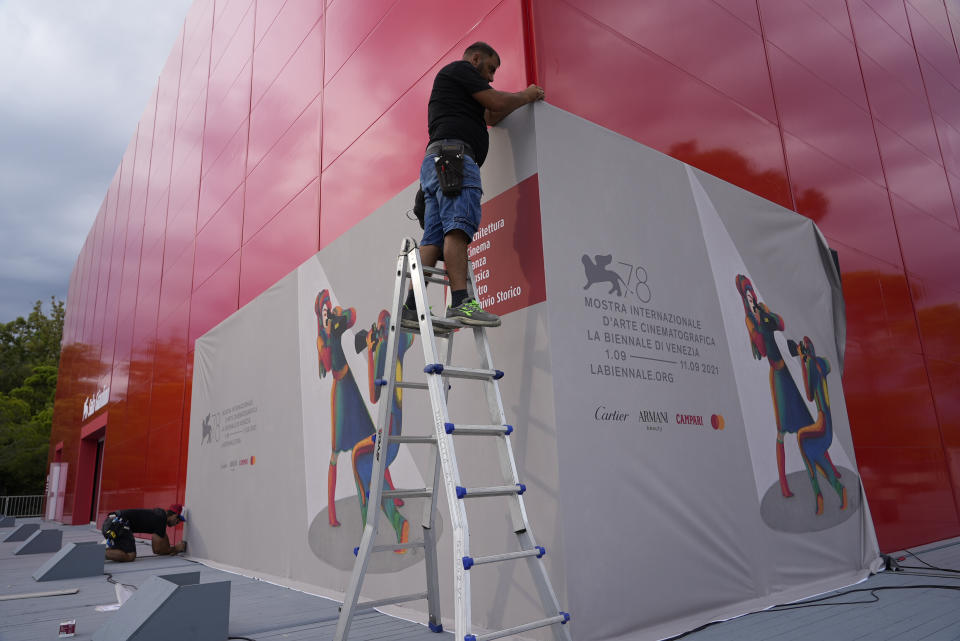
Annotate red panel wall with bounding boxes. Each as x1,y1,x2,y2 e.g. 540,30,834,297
51,0,960,554
48,0,530,537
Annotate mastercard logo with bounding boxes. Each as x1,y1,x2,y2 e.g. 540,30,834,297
711,414,725,430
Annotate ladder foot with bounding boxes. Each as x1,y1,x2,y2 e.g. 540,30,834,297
429,622,444,633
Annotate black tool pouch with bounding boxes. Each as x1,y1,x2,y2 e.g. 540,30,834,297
412,186,425,228
434,143,465,197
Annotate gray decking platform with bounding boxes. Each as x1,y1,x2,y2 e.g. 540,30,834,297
2,519,960,640
0,520,449,641
674,538,960,641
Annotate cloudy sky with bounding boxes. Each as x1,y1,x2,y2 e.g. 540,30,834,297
0,1,194,323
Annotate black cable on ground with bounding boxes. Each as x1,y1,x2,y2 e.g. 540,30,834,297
102,572,138,590
662,583,960,640
102,543,197,589
893,548,960,574
898,569,960,580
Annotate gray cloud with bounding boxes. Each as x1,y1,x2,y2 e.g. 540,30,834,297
0,0,193,322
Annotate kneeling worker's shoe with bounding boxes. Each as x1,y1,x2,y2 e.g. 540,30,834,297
446,298,500,327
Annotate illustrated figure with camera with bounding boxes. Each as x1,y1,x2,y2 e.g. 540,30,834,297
102,504,187,562
315,291,411,548
736,275,815,498
402,41,545,329
789,336,847,515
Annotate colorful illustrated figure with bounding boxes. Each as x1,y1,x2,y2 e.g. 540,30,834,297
315,291,410,547
582,253,625,296
791,336,847,515
350,309,415,548
735,275,813,498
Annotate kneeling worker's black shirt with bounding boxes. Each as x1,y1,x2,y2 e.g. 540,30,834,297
114,508,168,537
427,60,492,166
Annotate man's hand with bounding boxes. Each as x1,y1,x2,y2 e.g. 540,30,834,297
480,84,545,126
523,84,545,103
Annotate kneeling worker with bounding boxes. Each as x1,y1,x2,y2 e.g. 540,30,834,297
102,504,187,562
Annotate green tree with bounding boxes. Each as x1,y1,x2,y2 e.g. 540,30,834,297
0,298,64,495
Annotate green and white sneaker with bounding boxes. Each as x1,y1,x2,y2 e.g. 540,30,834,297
446,298,501,327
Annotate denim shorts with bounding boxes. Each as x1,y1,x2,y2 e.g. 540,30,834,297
419,145,483,247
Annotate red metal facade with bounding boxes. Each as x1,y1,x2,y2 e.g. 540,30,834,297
51,0,960,553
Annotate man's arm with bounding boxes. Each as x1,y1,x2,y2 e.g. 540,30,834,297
474,84,545,126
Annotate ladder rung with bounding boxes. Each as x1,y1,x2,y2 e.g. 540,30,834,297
373,541,426,553
395,381,429,390
462,547,545,569
401,317,461,335
422,265,447,276
403,267,449,284
351,591,429,611
465,613,570,641
387,435,437,445
432,317,462,330
353,541,426,556
444,422,513,436
382,488,432,499
424,364,503,380
455,484,525,499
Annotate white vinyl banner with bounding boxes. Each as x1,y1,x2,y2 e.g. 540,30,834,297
186,103,879,641
536,105,878,641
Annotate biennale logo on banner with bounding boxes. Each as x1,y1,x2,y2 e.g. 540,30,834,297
581,252,651,302
200,404,258,473
579,250,727,431
735,274,855,528
201,413,218,445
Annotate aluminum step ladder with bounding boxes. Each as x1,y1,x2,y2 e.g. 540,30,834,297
334,237,571,641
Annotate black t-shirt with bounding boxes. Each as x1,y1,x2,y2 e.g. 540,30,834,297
114,508,168,537
427,60,492,166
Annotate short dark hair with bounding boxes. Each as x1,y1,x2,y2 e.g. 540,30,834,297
464,41,499,63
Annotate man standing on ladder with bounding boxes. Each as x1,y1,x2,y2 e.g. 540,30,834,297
402,41,544,329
